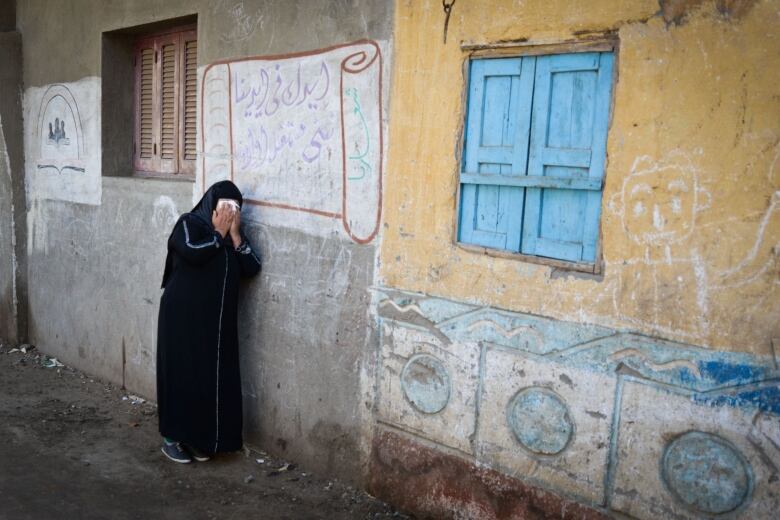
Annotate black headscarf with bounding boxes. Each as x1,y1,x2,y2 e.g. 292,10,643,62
161,180,243,288
190,180,243,227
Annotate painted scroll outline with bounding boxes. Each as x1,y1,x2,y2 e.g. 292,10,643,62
201,39,383,244
344,87,372,180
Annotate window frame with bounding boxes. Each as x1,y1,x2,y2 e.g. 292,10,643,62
453,39,618,275
132,24,197,179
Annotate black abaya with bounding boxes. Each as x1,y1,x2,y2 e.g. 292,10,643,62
156,182,261,454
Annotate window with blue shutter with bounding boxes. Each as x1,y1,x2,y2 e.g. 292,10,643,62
458,51,614,265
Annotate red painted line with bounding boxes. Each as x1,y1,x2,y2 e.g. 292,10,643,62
200,60,208,195
205,39,379,67
227,62,235,184
244,199,341,219
340,41,383,245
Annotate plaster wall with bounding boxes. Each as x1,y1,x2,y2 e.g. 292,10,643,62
0,1,14,32
17,0,393,483
380,0,779,356
0,29,26,344
370,1,780,518
0,112,15,341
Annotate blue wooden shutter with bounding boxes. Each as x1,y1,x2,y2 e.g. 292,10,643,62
458,57,535,251
521,52,613,262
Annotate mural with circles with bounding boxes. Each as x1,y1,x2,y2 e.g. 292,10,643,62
374,288,780,520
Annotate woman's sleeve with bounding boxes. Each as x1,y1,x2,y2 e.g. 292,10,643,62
168,216,225,266
234,234,262,277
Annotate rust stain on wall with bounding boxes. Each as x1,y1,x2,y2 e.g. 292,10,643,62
660,0,758,25
368,429,610,520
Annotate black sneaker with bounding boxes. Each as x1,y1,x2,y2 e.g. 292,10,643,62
186,444,211,462
161,439,192,464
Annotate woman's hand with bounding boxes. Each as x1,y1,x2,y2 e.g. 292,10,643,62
212,208,233,238
229,208,242,248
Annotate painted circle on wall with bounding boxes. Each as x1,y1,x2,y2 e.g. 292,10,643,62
662,431,752,515
400,354,451,414
507,387,574,456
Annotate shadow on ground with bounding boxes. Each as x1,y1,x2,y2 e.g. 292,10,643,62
0,343,410,520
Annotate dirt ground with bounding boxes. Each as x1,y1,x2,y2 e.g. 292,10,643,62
0,342,410,520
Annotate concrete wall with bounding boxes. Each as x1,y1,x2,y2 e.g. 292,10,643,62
17,0,393,483
0,19,26,344
370,0,780,518
0,46,16,341
0,1,14,32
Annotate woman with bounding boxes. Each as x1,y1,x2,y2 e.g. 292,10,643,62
156,180,261,463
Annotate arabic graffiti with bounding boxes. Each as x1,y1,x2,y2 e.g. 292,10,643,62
344,87,371,181
210,1,264,44
201,40,384,244
232,60,337,170
234,120,336,170
234,61,330,118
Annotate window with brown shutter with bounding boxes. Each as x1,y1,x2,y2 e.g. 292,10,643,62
133,26,196,177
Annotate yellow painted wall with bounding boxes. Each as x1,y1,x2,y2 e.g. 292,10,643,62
380,0,780,355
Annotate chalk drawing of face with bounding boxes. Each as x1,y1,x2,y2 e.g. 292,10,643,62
622,166,700,245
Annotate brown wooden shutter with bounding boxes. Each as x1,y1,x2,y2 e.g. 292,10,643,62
134,41,156,172
134,26,196,177
180,32,197,174
157,34,179,173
